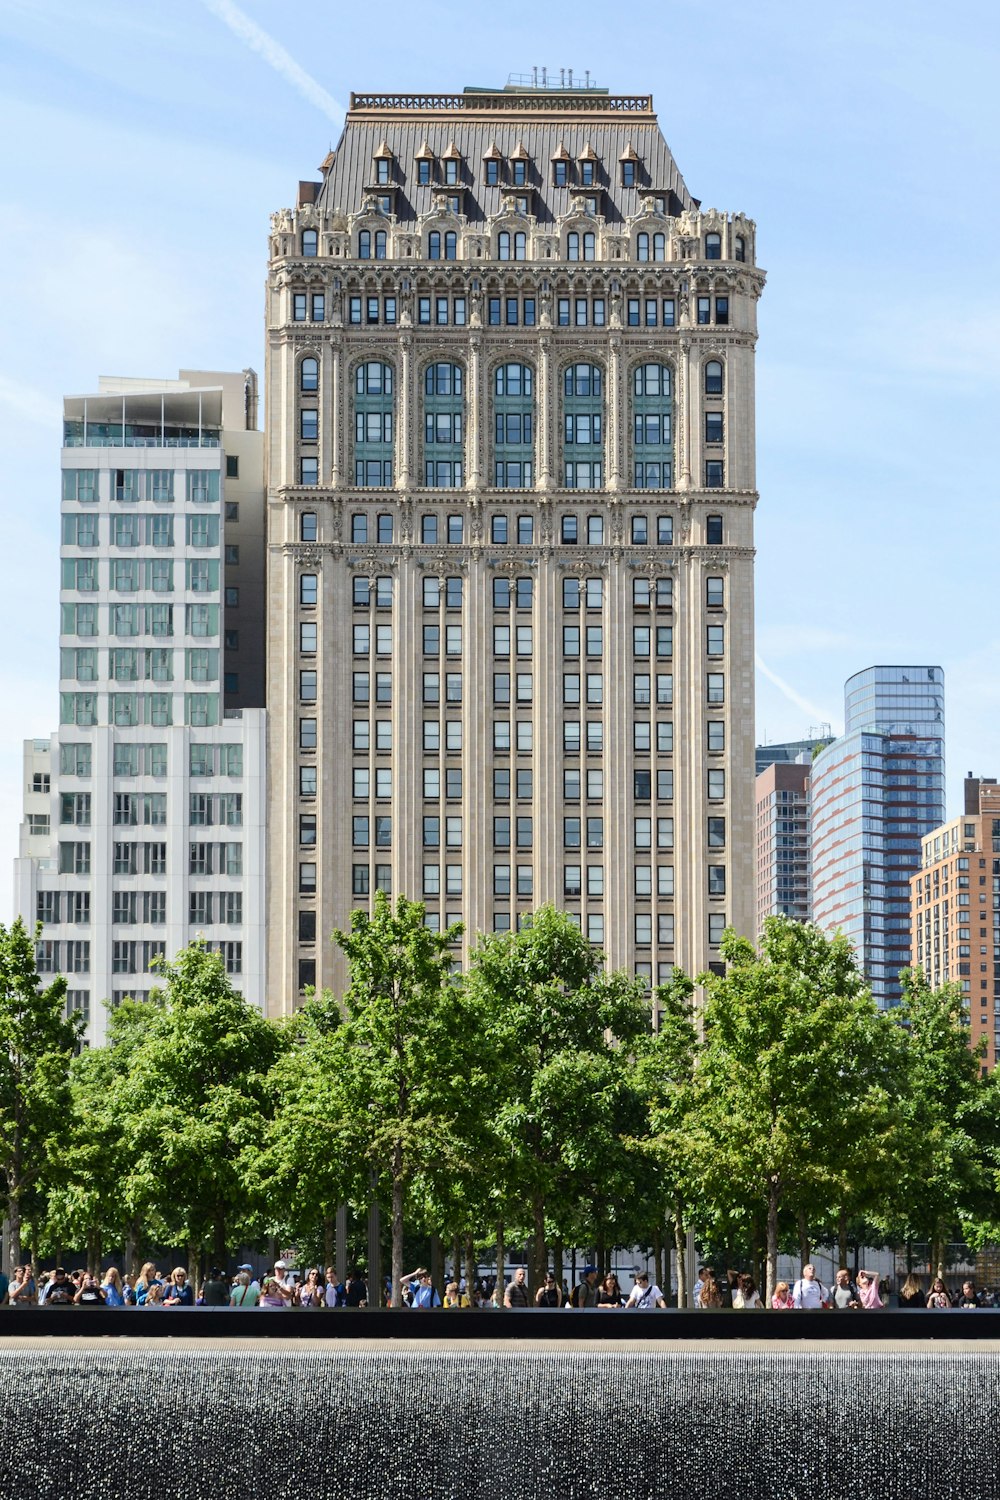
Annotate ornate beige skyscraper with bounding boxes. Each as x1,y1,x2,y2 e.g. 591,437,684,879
266,82,764,1013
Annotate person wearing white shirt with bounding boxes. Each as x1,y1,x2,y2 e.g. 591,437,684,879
625,1271,667,1309
791,1264,827,1309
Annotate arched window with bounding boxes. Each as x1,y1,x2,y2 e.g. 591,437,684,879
705,232,722,260
498,231,511,261
444,231,457,260
582,232,595,261
359,230,372,260
300,512,317,542
705,360,724,395
637,232,650,262
423,363,465,488
735,235,746,263
653,232,665,261
632,364,673,490
302,229,318,258
494,363,534,489
374,230,387,260
514,232,525,260
428,231,442,261
567,231,580,261
353,362,394,487
563,364,604,490
300,357,319,392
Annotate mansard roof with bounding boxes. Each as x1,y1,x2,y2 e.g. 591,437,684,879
316,87,695,226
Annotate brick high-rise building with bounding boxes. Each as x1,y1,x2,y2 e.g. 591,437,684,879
912,775,1000,1069
266,81,764,1011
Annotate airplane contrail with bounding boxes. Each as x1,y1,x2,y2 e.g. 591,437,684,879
203,0,345,126
756,652,837,730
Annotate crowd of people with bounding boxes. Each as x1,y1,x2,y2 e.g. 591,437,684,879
0,1258,995,1310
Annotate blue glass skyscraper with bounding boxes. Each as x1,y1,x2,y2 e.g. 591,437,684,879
810,666,945,1007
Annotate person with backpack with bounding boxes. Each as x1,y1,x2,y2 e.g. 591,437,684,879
573,1266,600,1308
624,1271,667,1309
829,1268,860,1310
791,1264,827,1309
401,1267,442,1308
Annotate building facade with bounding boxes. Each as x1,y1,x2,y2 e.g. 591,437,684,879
755,733,832,777
754,758,812,931
811,665,945,1008
912,775,1000,1069
13,371,267,1042
265,83,764,1013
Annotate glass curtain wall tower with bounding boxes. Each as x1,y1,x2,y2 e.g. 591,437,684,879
811,665,945,1008
266,84,764,1012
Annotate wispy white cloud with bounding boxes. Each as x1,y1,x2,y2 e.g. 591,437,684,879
202,0,345,125
756,653,837,729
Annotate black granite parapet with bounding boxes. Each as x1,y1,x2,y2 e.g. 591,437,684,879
3,1306,1000,1339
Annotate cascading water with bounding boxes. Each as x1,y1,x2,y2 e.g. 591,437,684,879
1,1337,997,1499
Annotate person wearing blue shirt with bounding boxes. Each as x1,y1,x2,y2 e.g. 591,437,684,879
401,1267,441,1308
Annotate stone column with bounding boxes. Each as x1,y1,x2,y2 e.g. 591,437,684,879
537,334,553,490
396,333,412,490
467,332,482,489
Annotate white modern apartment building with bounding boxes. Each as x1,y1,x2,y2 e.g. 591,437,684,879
13,371,267,1042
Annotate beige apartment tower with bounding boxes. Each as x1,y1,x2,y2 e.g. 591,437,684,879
266,82,764,1012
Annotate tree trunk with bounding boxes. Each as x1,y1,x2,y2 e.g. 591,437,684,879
495,1222,505,1303
7,1184,21,1270
87,1227,101,1277
838,1207,849,1270
596,1229,606,1281
213,1207,226,1266
531,1193,546,1292
765,1179,780,1305
751,1217,763,1291
125,1219,139,1278
796,1209,810,1269
452,1234,461,1284
188,1243,199,1290
652,1225,662,1295
553,1238,564,1299
430,1234,443,1297
673,1208,686,1307
390,1150,404,1308
323,1214,335,1271
464,1234,476,1301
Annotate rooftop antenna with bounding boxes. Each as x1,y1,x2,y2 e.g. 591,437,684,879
560,68,565,87
532,65,538,87
542,66,547,85
585,69,590,87
568,67,574,87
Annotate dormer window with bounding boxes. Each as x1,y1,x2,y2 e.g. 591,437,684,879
485,159,500,186
373,139,394,186
512,160,527,187
580,161,595,187
553,160,568,187
735,234,746,262
441,141,462,188
619,143,639,187
415,140,435,187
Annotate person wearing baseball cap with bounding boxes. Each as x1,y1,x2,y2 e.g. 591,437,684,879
230,1265,260,1308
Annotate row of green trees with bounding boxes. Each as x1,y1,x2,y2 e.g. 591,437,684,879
2,905,999,1305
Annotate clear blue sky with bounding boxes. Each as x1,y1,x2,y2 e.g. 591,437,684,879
1,0,998,919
